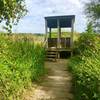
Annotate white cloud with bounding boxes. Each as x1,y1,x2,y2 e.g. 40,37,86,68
25,0,82,17
12,0,88,33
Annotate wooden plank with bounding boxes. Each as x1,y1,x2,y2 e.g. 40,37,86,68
71,18,74,48
48,38,57,48
46,55,57,58
71,18,75,56
46,58,57,62
46,50,58,61
46,48,71,52
47,52,57,55
47,38,71,49
49,28,51,38
57,18,61,49
45,19,48,48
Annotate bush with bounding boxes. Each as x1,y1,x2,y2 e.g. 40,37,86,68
69,32,100,100
0,34,45,99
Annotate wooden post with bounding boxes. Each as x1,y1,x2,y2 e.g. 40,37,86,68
45,19,48,48
49,28,51,38
60,25,61,48
57,18,61,48
71,18,74,56
57,18,61,59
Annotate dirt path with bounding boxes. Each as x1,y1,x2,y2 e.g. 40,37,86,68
24,59,73,100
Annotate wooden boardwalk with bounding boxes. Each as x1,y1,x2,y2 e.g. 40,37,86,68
24,60,73,100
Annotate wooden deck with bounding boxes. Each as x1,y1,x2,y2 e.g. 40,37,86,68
46,47,72,52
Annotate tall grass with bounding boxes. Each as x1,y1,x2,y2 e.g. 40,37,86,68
0,34,45,99
69,33,100,100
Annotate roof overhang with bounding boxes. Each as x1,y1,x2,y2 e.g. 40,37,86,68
45,15,75,28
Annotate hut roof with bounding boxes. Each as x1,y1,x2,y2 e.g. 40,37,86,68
45,15,75,28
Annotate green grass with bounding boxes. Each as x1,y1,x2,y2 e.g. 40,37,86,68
0,33,45,99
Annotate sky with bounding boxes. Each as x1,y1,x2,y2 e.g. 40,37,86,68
2,0,88,33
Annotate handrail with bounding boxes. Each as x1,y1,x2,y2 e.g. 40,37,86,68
45,37,71,48
43,38,48,48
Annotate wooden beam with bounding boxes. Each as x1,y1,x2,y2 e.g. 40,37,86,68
57,18,61,59
59,28,61,39
49,28,51,38
71,18,75,56
45,19,48,48
57,18,61,48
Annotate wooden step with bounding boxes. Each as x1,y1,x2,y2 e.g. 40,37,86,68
47,52,57,55
46,58,57,62
46,55,57,58
46,50,58,61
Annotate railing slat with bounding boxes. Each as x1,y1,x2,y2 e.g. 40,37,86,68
47,38,71,48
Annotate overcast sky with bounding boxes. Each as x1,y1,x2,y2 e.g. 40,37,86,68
13,0,88,33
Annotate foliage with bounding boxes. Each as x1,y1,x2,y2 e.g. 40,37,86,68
84,0,100,32
69,31,100,100
0,0,27,32
74,23,97,54
85,0,100,20
86,22,94,34
0,34,45,99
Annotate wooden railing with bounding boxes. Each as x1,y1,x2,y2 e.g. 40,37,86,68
47,38,71,48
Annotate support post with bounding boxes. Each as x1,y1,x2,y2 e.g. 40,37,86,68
49,28,51,38
71,18,74,56
57,18,61,59
45,19,48,48
57,18,61,49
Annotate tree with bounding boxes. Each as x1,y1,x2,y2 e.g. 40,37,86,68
84,0,100,33
0,0,27,33
86,22,94,34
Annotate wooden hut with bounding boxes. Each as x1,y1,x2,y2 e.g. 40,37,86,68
45,15,75,60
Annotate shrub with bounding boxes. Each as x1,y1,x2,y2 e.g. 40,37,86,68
0,34,45,99
69,32,100,100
